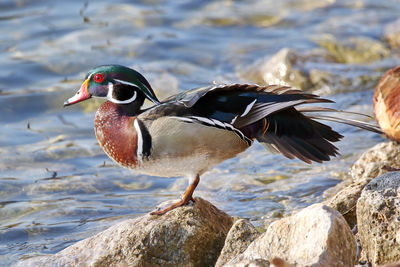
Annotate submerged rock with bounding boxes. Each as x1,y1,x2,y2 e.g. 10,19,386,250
318,36,390,64
227,203,356,266
216,219,260,267
16,198,233,267
357,172,400,265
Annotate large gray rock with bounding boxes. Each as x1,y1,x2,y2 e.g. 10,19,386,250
216,219,260,267
16,198,233,267
228,204,356,266
350,141,400,183
357,172,400,265
325,141,399,229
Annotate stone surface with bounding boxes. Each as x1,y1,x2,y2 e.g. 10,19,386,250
318,36,390,64
224,259,270,267
228,203,356,267
16,198,233,267
240,48,310,90
216,219,260,267
326,180,367,229
350,141,400,182
357,172,400,265
239,47,384,96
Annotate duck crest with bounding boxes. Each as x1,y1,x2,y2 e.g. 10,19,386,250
94,101,139,168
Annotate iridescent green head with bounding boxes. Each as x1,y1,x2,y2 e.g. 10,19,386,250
64,65,160,107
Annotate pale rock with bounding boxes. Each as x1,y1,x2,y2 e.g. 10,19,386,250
326,180,367,228
227,203,356,267
16,197,233,267
357,172,400,265
350,141,400,183
216,219,260,267
224,258,270,267
327,142,400,228
240,48,310,90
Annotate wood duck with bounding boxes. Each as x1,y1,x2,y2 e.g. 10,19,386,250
64,65,382,215
374,66,400,142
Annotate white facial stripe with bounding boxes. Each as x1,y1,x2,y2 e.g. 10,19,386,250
133,119,143,162
107,82,138,104
113,79,141,90
241,99,257,117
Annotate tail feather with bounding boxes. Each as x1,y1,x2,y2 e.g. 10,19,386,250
242,108,343,164
296,106,374,119
306,114,382,134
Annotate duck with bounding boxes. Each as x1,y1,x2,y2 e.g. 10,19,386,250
373,66,400,142
64,64,382,215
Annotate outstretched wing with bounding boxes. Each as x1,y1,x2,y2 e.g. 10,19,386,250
149,83,381,164
172,84,332,126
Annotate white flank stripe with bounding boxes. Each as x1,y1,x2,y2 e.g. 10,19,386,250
191,116,216,125
241,99,257,117
211,119,225,128
230,115,238,124
174,115,253,146
175,117,195,122
133,119,143,162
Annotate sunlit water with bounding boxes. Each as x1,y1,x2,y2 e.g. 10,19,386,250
1,0,399,265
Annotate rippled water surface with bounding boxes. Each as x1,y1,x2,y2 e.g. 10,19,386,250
1,0,399,265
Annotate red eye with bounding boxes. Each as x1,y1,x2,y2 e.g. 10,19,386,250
93,73,104,83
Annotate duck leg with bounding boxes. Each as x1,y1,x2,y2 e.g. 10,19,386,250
150,174,200,215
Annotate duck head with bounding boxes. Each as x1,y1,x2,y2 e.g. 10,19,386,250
64,65,160,109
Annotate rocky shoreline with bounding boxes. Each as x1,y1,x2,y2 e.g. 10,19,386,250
15,141,400,267
15,23,400,266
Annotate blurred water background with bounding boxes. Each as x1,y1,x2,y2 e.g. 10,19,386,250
1,0,399,265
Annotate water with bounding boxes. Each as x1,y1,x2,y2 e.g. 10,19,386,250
0,0,399,265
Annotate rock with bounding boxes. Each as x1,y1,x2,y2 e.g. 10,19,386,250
225,259,270,267
308,65,382,95
328,141,400,228
240,48,310,90
357,172,400,265
239,47,383,96
16,197,233,267
216,219,260,267
228,204,356,266
326,180,367,229
318,36,390,64
384,19,400,49
350,141,400,183
379,262,400,267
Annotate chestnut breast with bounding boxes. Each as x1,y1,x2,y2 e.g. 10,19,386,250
94,102,139,168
